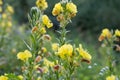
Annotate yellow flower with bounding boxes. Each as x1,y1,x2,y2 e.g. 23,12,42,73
2,13,7,19
0,75,8,80
7,5,14,14
106,75,116,80
7,21,12,27
40,27,46,34
36,0,48,10
99,28,112,41
57,44,73,59
52,43,59,51
115,29,120,37
43,58,55,67
77,44,92,61
66,2,77,14
17,50,32,61
42,15,53,28
52,3,63,16
18,75,23,80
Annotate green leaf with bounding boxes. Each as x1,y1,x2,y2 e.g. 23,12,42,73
23,40,31,50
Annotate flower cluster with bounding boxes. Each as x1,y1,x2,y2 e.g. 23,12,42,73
36,0,48,10
52,1,77,23
57,44,73,59
0,4,14,29
99,28,120,79
42,15,53,28
99,28,120,52
98,28,112,41
114,29,120,37
30,7,53,35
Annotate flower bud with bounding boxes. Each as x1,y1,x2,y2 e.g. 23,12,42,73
43,34,51,41
35,56,41,63
32,26,38,33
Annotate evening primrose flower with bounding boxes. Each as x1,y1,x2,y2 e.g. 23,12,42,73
66,2,77,14
99,28,112,41
0,75,8,80
17,50,32,61
106,75,116,80
36,0,48,10
114,29,120,37
42,15,53,28
57,44,73,59
52,3,63,16
52,43,59,51
7,5,14,14
77,44,92,63
43,58,55,67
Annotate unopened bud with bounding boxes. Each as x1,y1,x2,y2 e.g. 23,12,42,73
35,56,41,63
81,58,91,64
43,34,51,41
54,65,60,71
41,47,47,53
32,26,38,33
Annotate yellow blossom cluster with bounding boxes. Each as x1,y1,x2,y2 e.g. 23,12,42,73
57,44,73,59
99,28,120,41
115,29,120,37
52,1,77,22
0,75,8,80
17,50,32,61
42,15,53,28
36,0,48,10
52,3,63,16
77,44,92,62
99,28,112,41
0,4,14,28
106,75,116,80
